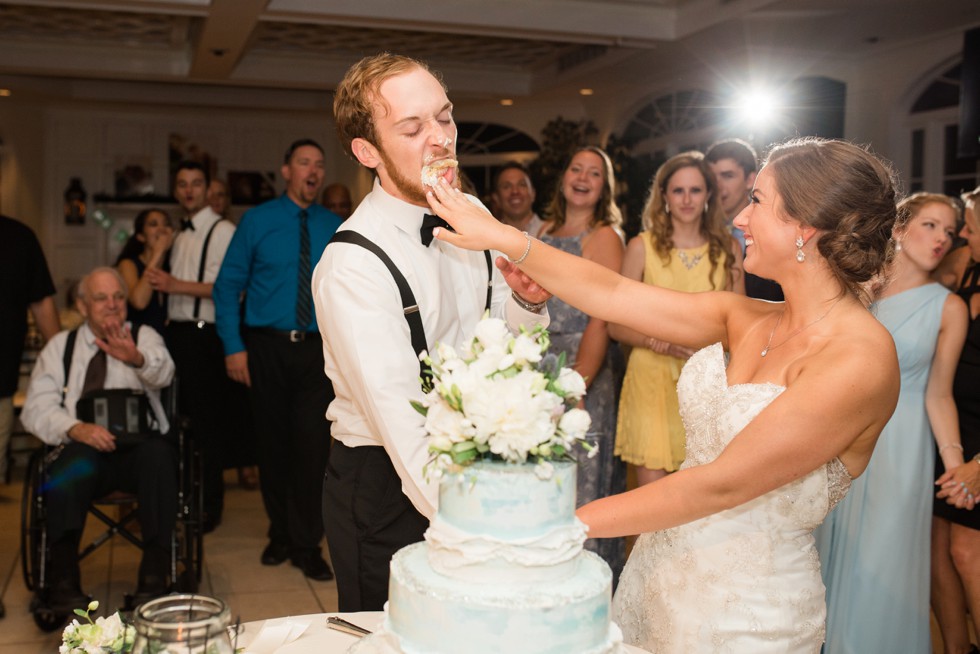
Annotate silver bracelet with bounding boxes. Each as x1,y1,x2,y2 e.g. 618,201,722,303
508,231,532,265
510,290,547,313
939,443,964,454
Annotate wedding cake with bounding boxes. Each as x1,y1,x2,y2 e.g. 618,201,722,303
351,318,623,653
350,460,622,654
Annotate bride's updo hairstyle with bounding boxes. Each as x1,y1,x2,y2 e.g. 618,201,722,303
764,138,900,304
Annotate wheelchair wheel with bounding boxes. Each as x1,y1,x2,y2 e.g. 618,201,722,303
20,449,45,592
29,596,68,633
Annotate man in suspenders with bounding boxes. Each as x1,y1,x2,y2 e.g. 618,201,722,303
148,161,249,533
312,53,551,612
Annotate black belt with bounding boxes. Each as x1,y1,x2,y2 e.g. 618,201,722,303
168,320,213,330
248,326,321,343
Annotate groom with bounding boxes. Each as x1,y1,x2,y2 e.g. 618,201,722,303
312,53,551,611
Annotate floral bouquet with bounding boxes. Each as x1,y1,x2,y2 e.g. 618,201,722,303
412,317,594,480
60,601,135,654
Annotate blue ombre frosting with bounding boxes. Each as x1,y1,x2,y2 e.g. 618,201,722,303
349,461,623,654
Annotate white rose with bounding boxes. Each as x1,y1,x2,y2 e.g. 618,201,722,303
555,367,587,399
558,408,591,441
473,317,510,350
435,342,458,364
425,398,469,442
469,344,509,378
510,333,543,366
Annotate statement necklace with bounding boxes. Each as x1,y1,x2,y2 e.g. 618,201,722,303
677,249,705,270
760,297,844,357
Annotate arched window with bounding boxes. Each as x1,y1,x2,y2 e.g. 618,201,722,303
906,63,978,196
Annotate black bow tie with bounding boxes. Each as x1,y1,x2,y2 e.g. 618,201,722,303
420,213,450,247
181,218,195,232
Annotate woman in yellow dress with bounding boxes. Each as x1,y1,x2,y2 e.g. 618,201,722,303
610,152,744,485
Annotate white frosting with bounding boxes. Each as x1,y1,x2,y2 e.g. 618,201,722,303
425,514,586,582
420,159,458,187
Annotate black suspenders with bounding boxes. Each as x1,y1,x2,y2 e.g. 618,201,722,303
327,230,493,384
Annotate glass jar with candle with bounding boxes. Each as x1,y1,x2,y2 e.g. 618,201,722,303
131,594,234,654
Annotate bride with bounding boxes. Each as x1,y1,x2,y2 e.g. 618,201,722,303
427,138,903,652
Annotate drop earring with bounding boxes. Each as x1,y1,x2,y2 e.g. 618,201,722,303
665,205,671,215
795,236,805,263
894,239,903,253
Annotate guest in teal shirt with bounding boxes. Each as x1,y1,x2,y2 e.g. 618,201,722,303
213,138,342,581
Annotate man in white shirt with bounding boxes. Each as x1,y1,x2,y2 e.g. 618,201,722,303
147,161,251,533
22,267,176,610
492,162,545,236
313,53,551,611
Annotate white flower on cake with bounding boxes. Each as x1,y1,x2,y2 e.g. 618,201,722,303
413,317,593,480
60,601,135,654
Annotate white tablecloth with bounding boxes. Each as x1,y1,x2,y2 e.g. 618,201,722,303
238,612,383,653
237,611,650,653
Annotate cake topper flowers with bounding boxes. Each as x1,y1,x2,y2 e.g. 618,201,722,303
412,317,594,480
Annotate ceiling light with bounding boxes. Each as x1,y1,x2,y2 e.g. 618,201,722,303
500,99,514,106
579,88,594,96
0,89,11,97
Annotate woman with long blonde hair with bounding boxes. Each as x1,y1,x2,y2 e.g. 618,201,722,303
815,191,969,653
611,152,744,486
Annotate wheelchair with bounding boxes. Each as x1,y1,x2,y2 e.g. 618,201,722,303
19,380,204,632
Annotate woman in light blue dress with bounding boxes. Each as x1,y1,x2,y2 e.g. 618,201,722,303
815,192,969,653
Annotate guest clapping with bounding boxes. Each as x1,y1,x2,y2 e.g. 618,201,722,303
115,209,174,334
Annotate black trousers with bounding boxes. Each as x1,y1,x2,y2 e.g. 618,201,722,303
166,321,253,521
322,441,428,612
246,330,332,554
46,438,177,548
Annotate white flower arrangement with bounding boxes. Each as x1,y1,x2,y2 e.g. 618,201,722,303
412,317,594,480
60,601,135,654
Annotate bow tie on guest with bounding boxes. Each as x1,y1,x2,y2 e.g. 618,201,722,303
420,213,451,247
181,218,195,231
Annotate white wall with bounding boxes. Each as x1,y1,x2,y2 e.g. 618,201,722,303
30,100,354,302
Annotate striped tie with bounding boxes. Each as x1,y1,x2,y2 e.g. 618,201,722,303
296,209,312,329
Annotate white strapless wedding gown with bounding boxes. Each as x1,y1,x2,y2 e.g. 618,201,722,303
612,344,852,653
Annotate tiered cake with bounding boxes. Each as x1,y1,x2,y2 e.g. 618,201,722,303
350,461,622,654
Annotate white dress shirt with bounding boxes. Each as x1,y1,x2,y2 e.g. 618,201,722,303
312,179,549,518
21,323,175,445
168,206,235,323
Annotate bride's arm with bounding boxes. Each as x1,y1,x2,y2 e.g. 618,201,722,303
577,326,900,538
429,180,741,351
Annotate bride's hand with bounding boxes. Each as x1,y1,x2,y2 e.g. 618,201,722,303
427,178,515,254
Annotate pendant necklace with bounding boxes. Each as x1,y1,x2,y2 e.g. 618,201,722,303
677,248,705,270
760,297,844,357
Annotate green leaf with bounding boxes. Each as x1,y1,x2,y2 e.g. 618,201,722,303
73,608,88,617
410,400,428,417
453,448,479,464
451,441,477,453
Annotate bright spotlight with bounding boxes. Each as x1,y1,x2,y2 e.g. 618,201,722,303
734,87,782,129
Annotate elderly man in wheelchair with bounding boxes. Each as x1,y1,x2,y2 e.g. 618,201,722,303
21,266,177,613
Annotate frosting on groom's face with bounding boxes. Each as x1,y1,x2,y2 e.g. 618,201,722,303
369,66,458,207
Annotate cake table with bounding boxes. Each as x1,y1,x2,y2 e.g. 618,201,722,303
237,612,651,653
